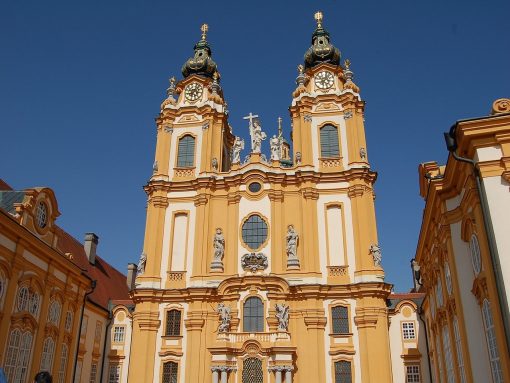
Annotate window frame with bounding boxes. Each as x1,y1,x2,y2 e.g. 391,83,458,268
331,305,350,335
405,364,421,383
164,309,182,337
242,296,265,333
240,213,269,251
319,124,341,158
333,359,353,383
482,299,504,383
176,134,196,168
112,325,126,343
469,234,482,275
108,364,121,383
401,321,416,340
162,360,179,383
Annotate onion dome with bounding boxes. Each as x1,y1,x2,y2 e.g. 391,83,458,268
304,11,340,69
181,24,218,79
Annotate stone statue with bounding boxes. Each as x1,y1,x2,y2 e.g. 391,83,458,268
232,136,244,164
412,259,422,286
359,147,366,159
212,157,218,170
370,244,382,267
217,303,231,333
286,225,300,268
213,228,225,261
275,303,289,331
295,152,302,165
270,135,281,161
152,160,158,173
251,119,267,153
137,253,147,275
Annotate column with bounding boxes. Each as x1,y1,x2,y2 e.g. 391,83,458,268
284,367,293,383
211,367,219,383
275,369,282,383
220,367,228,383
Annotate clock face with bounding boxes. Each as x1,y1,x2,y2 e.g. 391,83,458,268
314,71,334,90
184,82,203,102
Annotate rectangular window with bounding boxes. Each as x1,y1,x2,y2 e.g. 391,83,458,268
165,310,182,336
113,326,125,343
402,322,416,340
108,365,120,383
406,365,421,382
334,360,352,383
320,125,340,158
177,135,195,168
89,363,98,383
162,361,178,383
331,306,349,334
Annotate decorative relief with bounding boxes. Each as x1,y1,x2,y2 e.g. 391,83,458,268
343,110,353,119
491,98,510,115
174,168,195,178
303,115,312,122
164,125,174,134
241,253,268,272
167,272,184,281
327,266,348,276
178,114,199,123
202,122,210,130
315,102,340,112
320,158,342,168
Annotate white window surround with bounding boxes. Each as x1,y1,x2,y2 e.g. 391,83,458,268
402,322,416,340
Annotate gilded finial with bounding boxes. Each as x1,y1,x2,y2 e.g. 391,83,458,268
314,11,323,28
201,23,209,40
170,76,176,85
297,64,304,74
344,59,351,70
213,71,218,81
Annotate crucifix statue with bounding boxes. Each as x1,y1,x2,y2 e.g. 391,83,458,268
243,112,266,153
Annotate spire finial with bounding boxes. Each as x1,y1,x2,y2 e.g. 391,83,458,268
166,76,176,97
278,117,283,136
344,59,351,70
201,23,209,40
314,11,323,28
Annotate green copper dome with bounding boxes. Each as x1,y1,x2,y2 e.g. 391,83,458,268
304,12,340,69
181,24,218,79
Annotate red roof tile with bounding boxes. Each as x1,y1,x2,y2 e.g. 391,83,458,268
389,292,425,300
56,227,132,309
0,179,13,191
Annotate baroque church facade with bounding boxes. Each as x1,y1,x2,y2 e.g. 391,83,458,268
129,13,412,383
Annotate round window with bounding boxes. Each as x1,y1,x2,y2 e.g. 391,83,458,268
36,202,48,228
248,182,262,193
242,214,268,250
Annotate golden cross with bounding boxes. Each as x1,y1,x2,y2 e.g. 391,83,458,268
314,11,323,28
201,23,209,40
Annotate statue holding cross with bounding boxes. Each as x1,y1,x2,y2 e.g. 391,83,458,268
243,112,267,153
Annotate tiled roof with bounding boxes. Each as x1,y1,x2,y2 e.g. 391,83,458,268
0,191,25,214
389,292,425,300
56,227,131,309
0,179,13,191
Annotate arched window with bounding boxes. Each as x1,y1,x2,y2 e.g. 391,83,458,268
5,329,33,383
453,317,467,383
334,360,352,383
57,343,68,383
331,306,349,334
243,297,264,332
177,135,195,168
65,310,73,332
241,214,268,250
162,361,178,383
165,309,182,336
444,263,453,296
40,337,55,372
320,125,340,158
16,286,29,312
482,300,504,383
469,234,482,275
242,358,263,383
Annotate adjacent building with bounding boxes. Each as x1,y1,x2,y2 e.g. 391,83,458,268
414,98,510,383
0,179,132,383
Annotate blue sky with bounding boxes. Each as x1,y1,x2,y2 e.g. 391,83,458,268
1,0,509,291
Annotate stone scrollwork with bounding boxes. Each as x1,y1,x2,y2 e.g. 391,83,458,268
491,98,510,115
241,253,268,272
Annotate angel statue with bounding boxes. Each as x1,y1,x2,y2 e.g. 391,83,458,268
275,303,289,331
232,136,244,164
217,303,231,333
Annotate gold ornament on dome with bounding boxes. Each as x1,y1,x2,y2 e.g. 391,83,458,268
200,23,208,40
314,11,323,28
